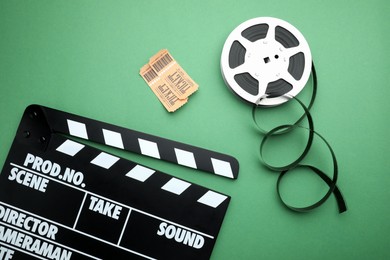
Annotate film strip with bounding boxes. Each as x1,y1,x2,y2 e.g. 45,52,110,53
221,17,347,213
0,105,238,259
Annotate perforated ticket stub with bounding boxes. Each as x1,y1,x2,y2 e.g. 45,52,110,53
140,49,198,112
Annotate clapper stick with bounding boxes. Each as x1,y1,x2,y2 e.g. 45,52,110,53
34,105,239,179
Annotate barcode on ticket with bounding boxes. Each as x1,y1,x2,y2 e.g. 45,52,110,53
143,68,158,83
152,53,173,72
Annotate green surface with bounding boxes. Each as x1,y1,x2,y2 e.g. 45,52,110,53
1,0,389,259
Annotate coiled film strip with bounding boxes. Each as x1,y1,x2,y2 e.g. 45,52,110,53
221,17,347,213
0,105,238,259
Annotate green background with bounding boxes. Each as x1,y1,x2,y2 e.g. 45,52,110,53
1,0,389,259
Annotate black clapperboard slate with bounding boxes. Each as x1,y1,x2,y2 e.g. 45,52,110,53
0,105,239,260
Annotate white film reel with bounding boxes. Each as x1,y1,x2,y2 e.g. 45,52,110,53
221,17,312,106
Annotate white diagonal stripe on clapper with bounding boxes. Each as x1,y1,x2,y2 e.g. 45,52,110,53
126,165,155,182
174,148,197,168
161,178,191,195
56,139,85,156
67,119,89,139
102,129,124,149
197,190,228,208
90,152,120,169
138,138,161,159
211,158,234,178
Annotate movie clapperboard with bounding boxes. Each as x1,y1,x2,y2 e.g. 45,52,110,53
0,105,239,260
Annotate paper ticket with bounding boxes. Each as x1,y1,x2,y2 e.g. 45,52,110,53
140,49,198,112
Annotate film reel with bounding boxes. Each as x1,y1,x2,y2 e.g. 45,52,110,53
221,17,347,213
221,17,312,106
